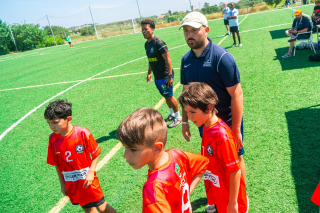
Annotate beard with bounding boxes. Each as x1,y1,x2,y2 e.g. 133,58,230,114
186,38,205,50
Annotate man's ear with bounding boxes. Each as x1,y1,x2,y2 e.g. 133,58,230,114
154,140,164,154
205,27,210,35
67,116,72,122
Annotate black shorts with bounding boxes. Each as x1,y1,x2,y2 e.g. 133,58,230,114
72,196,105,208
68,42,71,44
224,19,229,25
230,26,239,32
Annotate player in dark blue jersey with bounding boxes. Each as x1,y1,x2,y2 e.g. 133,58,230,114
141,19,181,128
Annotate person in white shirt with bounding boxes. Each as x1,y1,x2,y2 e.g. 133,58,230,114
227,3,242,47
222,3,230,35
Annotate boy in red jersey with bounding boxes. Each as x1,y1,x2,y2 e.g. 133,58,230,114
179,82,248,213
311,182,320,212
116,108,209,213
45,99,117,213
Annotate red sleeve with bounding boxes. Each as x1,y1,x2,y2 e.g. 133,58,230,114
219,138,240,172
47,136,56,166
184,151,209,178
143,184,171,213
83,129,101,159
311,182,320,206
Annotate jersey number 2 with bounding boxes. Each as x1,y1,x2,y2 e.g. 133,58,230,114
65,151,73,162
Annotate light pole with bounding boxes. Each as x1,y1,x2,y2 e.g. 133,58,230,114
188,0,192,11
136,0,142,21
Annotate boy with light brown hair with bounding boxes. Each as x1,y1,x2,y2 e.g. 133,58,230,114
179,82,248,213
116,108,209,213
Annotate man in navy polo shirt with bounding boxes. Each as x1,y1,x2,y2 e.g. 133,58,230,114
179,11,246,186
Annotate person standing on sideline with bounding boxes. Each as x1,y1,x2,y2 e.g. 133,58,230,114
66,34,75,48
228,3,242,47
222,3,230,36
179,11,247,189
141,19,182,128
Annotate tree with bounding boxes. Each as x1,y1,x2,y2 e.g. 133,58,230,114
204,2,210,7
168,10,172,16
0,20,14,55
173,11,180,15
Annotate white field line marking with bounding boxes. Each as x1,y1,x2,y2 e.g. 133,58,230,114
241,23,292,33
0,52,39,62
218,14,249,45
1,68,181,92
0,72,145,92
48,81,182,213
0,55,144,142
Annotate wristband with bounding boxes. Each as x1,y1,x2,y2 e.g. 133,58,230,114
182,122,189,125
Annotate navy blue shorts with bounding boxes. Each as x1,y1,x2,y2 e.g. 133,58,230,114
154,75,174,98
198,119,245,156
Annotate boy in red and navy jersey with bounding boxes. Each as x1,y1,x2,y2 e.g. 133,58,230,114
45,99,116,213
179,82,248,213
116,108,209,213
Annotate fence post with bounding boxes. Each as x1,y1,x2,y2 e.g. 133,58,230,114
89,6,99,39
46,15,57,46
8,24,18,52
131,19,136,33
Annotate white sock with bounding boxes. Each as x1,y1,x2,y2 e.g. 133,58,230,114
174,111,181,118
169,108,175,116
227,30,229,33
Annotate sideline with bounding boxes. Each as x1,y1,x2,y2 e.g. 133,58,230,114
0,6,299,61
48,82,181,213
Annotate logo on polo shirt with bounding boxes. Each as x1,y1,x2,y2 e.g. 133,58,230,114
150,47,154,53
184,63,191,68
203,59,212,67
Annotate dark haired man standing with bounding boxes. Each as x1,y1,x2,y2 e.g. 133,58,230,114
141,19,181,128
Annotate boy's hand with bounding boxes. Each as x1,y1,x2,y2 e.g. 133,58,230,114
227,201,238,213
60,183,68,196
182,123,191,142
233,132,243,150
166,76,173,88
83,171,94,188
146,74,152,83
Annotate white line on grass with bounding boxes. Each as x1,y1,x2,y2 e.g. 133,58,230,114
0,56,146,142
0,72,145,92
48,82,182,213
241,23,292,33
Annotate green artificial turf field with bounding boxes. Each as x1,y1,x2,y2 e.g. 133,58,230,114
1,5,320,212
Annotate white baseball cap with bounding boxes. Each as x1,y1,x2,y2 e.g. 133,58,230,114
179,12,208,30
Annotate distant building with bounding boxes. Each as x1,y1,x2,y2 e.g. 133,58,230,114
157,14,166,19
179,11,186,14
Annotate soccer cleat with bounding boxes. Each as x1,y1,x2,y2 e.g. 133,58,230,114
206,204,217,213
225,32,230,36
288,35,298,42
282,53,292,58
165,114,175,122
238,43,242,47
168,117,182,128
232,43,237,47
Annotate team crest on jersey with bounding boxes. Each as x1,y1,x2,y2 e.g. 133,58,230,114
203,59,212,67
75,144,84,154
175,163,181,176
150,47,154,53
207,145,213,156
